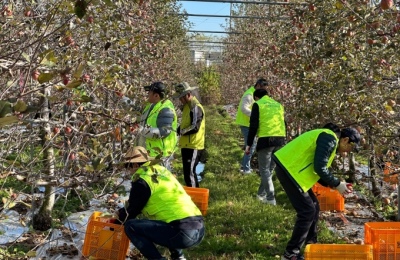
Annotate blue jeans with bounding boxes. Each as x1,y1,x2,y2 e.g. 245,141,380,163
124,219,205,260
257,146,279,200
240,126,256,171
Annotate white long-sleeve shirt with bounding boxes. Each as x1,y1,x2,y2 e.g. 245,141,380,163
240,93,254,117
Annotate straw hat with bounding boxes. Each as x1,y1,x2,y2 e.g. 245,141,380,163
172,82,198,98
124,146,154,163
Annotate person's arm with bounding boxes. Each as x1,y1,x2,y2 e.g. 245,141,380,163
247,103,259,148
142,107,175,138
314,132,340,188
181,104,203,135
117,178,151,223
240,94,253,117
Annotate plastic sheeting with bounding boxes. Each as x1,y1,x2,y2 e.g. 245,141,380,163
0,210,29,244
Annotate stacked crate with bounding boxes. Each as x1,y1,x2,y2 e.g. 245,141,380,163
304,244,373,259
364,222,400,260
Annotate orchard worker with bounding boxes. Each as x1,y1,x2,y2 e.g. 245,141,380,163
116,146,205,260
273,124,360,260
246,89,286,205
173,82,205,187
235,78,268,174
136,81,177,170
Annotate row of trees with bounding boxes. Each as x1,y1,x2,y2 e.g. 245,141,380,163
0,0,399,231
0,0,194,230
220,0,399,195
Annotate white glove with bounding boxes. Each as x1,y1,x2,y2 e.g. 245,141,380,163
142,127,161,139
335,182,351,195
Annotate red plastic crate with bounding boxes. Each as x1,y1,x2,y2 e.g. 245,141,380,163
313,185,344,212
82,211,130,260
364,222,400,260
183,186,209,216
304,244,373,259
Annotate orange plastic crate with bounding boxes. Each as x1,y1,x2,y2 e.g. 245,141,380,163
364,222,400,260
82,211,130,260
183,186,209,216
304,244,373,259
314,186,344,212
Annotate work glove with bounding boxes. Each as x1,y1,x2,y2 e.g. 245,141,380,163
142,126,161,139
335,182,352,195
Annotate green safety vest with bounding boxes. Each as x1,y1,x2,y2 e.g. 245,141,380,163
134,164,202,222
235,86,255,127
274,129,338,192
256,95,286,137
179,97,205,150
144,100,177,157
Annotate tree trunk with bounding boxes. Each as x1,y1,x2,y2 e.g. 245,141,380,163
367,129,381,198
347,152,356,183
32,86,55,231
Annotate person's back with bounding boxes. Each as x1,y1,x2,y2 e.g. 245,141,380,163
117,146,205,260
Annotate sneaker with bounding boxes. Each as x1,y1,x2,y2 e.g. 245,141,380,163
281,251,304,260
242,169,253,174
261,198,277,205
256,194,266,201
172,256,186,260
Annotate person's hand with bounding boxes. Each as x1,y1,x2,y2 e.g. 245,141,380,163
245,146,251,155
335,182,352,195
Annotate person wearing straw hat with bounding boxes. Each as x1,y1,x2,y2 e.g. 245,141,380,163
173,82,205,188
116,146,205,260
136,81,177,171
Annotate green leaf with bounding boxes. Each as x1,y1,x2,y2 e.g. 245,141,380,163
0,116,19,127
38,72,55,84
65,80,83,89
79,95,94,102
0,101,13,118
21,105,39,114
72,63,85,79
13,100,27,112
74,0,87,19
40,50,57,67
22,53,30,62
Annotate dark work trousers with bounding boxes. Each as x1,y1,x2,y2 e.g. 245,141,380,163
181,148,201,187
275,164,319,254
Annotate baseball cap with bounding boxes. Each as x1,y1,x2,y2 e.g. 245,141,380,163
341,127,361,152
144,82,166,95
255,78,268,87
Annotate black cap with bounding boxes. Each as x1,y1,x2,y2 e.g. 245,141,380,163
144,82,166,95
255,78,268,88
341,127,361,152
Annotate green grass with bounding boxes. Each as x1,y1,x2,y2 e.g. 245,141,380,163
0,105,343,259
173,105,341,259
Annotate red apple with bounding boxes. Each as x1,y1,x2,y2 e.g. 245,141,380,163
87,16,94,23
66,99,73,106
65,126,72,134
32,70,40,80
69,153,76,160
53,127,60,134
309,4,316,11
380,0,393,10
82,74,90,83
